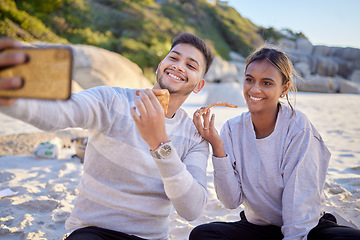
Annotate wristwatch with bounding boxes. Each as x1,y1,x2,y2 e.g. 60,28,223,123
150,141,172,159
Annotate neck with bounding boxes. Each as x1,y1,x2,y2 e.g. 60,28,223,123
152,84,190,119
165,93,188,118
251,104,280,139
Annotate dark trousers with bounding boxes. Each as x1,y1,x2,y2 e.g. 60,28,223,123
189,211,360,240
65,226,147,240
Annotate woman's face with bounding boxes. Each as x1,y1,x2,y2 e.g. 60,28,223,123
243,59,289,115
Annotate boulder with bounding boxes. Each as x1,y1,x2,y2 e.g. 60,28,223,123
204,82,246,107
350,70,360,84
296,76,334,93
312,56,339,77
71,80,84,93
333,47,360,61
33,42,153,90
277,38,296,51
339,81,360,94
70,45,152,89
313,45,332,56
294,62,311,78
204,56,240,83
295,38,313,55
229,51,246,62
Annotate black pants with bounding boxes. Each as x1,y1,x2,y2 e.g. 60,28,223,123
65,226,147,240
189,211,360,240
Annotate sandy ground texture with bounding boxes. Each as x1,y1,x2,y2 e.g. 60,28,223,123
0,90,359,239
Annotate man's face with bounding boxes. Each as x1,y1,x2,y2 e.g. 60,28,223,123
156,43,206,96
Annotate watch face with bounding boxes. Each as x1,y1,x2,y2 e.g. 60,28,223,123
159,144,172,158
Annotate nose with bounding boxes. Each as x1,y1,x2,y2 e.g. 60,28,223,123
171,62,185,72
250,83,261,93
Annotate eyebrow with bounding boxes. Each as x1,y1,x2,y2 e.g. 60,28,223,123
171,50,200,67
245,73,275,82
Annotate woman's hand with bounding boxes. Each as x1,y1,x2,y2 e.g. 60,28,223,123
193,109,226,158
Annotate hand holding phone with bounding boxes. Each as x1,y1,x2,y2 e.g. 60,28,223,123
0,46,73,100
0,38,27,106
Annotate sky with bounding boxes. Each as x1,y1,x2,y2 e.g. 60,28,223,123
226,0,360,49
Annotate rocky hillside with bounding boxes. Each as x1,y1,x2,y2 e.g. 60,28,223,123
0,0,302,79
1,0,359,94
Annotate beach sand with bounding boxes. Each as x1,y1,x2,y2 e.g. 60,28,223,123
0,90,359,239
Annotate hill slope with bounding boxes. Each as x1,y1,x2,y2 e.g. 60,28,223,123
0,0,305,77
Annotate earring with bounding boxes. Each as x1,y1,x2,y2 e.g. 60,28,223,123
281,94,285,98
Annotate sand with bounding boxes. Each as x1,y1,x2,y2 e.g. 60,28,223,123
0,89,359,239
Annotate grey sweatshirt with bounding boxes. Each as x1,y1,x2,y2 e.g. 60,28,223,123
212,105,331,240
0,86,209,240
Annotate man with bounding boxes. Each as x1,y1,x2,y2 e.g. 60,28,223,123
0,32,214,240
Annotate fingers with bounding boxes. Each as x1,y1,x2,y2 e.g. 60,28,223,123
209,113,215,130
202,110,211,130
193,109,215,133
135,89,163,116
0,52,27,68
0,38,26,67
0,77,23,89
130,106,140,123
193,110,203,132
0,98,16,106
0,38,22,51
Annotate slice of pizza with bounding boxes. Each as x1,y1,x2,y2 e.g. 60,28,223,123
199,101,238,115
135,89,170,114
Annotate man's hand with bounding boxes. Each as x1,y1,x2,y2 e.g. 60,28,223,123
130,89,170,150
0,38,26,106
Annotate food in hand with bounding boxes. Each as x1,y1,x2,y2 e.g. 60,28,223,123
135,89,170,114
199,101,238,114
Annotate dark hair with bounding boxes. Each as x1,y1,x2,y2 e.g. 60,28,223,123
245,46,298,114
171,32,214,75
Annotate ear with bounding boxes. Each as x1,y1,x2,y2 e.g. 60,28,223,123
193,79,205,94
155,61,163,74
282,81,290,97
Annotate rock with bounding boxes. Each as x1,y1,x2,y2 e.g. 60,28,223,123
284,41,360,81
229,51,246,62
350,70,360,83
70,45,152,89
331,77,348,93
277,38,296,51
313,45,332,56
339,81,360,94
71,80,83,93
294,62,311,78
295,38,313,55
333,47,360,61
204,56,240,83
204,82,246,107
33,42,153,90
296,76,334,93
312,56,339,77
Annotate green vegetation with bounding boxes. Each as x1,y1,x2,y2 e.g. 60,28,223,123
0,0,307,83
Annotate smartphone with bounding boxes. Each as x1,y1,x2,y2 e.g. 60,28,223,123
0,47,73,100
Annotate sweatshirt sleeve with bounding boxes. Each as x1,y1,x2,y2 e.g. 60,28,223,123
212,121,244,209
281,127,331,240
153,138,209,221
0,86,122,132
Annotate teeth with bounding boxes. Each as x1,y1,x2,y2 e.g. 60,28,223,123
250,96,262,101
169,73,182,81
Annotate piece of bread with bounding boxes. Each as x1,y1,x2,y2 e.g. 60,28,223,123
199,101,238,115
135,89,170,114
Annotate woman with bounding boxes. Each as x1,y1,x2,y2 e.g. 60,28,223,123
191,47,360,240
